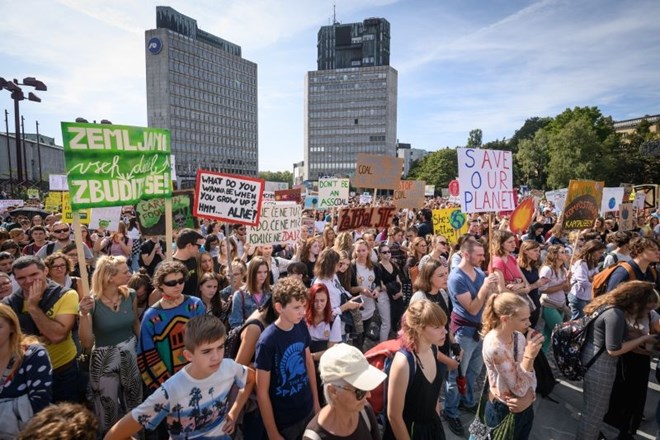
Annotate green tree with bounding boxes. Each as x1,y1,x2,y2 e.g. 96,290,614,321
408,147,458,189
516,129,551,189
466,129,483,149
258,170,293,186
612,118,660,184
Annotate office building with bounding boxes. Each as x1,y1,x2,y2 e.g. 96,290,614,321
304,18,397,181
145,6,258,188
396,143,428,177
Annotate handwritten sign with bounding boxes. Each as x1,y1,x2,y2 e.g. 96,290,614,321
49,174,68,191
62,193,90,224
274,188,301,203
319,178,349,208
193,170,264,226
89,207,123,231
393,180,426,209
457,148,514,213
304,195,319,209
265,181,288,192
562,180,604,230
246,202,302,245
337,207,396,232
351,154,403,190
618,203,634,231
61,122,172,210
425,185,435,197
0,200,24,210
545,188,568,211
599,187,624,214
633,184,659,210
136,190,198,236
432,208,468,245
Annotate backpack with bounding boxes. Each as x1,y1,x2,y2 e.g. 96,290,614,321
591,262,636,298
224,318,264,360
364,339,436,426
550,305,614,381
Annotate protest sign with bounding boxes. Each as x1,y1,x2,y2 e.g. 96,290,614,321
136,190,198,236
457,148,514,213
265,181,288,192
393,180,426,209
89,207,123,231
618,203,634,231
620,183,634,202
263,191,275,201
545,188,568,211
633,192,646,210
351,154,403,190
599,187,624,214
425,185,435,197
274,188,301,203
193,170,264,226
0,200,24,210
26,189,39,199
304,195,319,209
61,193,90,224
318,178,349,208
49,174,68,191
44,192,63,212
509,198,536,234
337,206,396,232
246,202,301,245
633,184,659,210
170,155,177,181
61,122,172,210
561,180,604,230
432,208,468,245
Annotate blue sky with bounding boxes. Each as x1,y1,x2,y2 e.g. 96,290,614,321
1,0,659,172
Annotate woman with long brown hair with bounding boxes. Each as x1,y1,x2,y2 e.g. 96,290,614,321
517,240,550,328
228,256,271,329
350,239,385,348
538,244,571,353
568,239,606,319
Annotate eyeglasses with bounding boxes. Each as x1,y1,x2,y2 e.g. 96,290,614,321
162,277,186,287
438,241,448,245
50,264,67,269
336,385,367,400
54,229,69,234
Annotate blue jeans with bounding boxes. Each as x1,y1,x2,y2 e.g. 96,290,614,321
484,399,534,439
53,360,81,403
444,329,483,418
567,293,589,320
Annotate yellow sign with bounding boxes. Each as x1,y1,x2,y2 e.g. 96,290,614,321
62,193,90,224
432,208,469,245
27,188,39,199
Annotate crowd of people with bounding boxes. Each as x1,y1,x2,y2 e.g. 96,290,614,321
0,197,658,440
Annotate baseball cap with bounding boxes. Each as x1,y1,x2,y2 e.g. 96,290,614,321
319,343,386,391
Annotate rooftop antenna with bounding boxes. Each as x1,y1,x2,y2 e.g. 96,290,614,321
333,1,338,25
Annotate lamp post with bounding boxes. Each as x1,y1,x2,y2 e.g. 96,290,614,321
0,76,46,185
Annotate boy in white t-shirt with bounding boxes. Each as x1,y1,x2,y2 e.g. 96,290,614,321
105,315,255,440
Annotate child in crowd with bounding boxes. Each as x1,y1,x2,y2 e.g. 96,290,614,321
105,314,255,440
255,276,321,440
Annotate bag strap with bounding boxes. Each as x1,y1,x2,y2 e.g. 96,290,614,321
302,409,370,439
582,305,616,369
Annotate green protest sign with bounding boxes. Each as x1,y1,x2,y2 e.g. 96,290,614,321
61,122,172,210
136,190,198,236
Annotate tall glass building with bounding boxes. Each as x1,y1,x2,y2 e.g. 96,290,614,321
145,7,258,188
304,18,397,181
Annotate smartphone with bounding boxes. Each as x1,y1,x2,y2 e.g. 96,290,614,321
351,296,364,304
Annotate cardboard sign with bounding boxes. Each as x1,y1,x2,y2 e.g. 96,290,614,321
457,148,514,213
49,174,69,191
265,181,288,192
193,170,265,226
393,180,426,209
424,185,435,197
561,180,604,230
337,207,397,232
89,207,123,231
318,178,350,208
545,188,568,211
351,154,403,190
432,208,468,245
633,184,659,210
618,203,634,231
599,187,624,214
246,202,302,245
62,193,90,224
136,190,198,236
274,188,301,203
620,183,634,202
61,122,172,210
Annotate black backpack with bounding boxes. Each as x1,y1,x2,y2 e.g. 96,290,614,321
224,319,265,360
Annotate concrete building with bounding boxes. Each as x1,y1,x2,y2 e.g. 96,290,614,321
145,6,258,188
0,132,65,191
396,142,428,177
613,114,660,136
304,18,397,182
292,161,305,186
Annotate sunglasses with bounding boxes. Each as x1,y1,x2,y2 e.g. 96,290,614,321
54,229,69,233
336,385,367,400
438,241,448,245
380,250,391,254
162,277,186,287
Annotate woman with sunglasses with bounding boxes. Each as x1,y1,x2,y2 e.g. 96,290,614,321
136,261,205,392
78,255,141,437
418,235,449,269
378,243,406,335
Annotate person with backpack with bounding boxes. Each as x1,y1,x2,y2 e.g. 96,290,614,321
568,239,607,319
601,231,634,270
576,281,659,440
383,299,447,440
95,221,133,259
228,256,272,329
35,221,94,264
605,236,659,291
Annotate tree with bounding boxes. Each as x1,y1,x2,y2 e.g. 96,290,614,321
516,130,551,189
611,118,660,184
408,147,458,189
466,129,483,149
258,170,293,186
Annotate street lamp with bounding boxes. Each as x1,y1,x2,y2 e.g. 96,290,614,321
0,76,47,184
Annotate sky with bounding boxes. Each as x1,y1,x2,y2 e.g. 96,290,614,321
1,0,659,172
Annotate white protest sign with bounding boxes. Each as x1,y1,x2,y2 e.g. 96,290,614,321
246,202,302,245
265,181,288,192
0,200,24,210
193,170,265,226
545,188,568,212
425,185,435,197
89,207,123,231
599,187,624,214
263,191,275,201
49,174,69,191
318,178,349,208
457,148,514,213
633,192,646,210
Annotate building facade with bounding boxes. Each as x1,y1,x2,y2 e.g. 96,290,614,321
304,18,397,182
396,143,428,177
613,114,660,136
0,132,65,190
145,6,258,188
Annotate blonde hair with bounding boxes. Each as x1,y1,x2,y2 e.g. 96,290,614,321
91,255,129,299
400,299,447,352
481,292,528,335
0,304,38,370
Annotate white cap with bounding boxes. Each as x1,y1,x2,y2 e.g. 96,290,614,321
319,343,386,391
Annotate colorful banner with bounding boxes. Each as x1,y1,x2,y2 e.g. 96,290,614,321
62,193,90,224
274,188,301,203
89,207,123,231
457,148,514,213
351,154,403,190
337,207,397,232
561,180,604,230
432,208,468,245
599,187,624,214
193,170,264,226
393,180,426,209
318,178,350,208
136,190,198,236
246,202,302,245
509,198,536,234
618,203,634,231
61,122,172,210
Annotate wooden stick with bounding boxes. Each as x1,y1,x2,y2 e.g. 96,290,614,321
72,211,90,296
164,198,173,261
